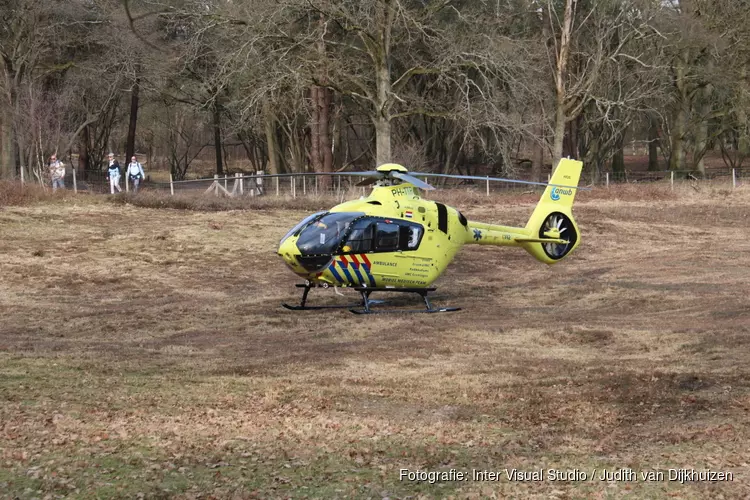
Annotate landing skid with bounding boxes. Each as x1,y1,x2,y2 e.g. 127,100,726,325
282,283,461,314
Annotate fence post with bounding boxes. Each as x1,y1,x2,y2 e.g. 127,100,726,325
256,171,263,196
670,171,674,190
486,176,489,196
20,165,24,185
303,175,306,195
73,167,77,194
291,176,295,198
126,173,129,192
732,168,736,189
238,173,244,196
169,173,174,196
275,176,279,197
606,172,609,188
214,174,219,197
315,176,318,195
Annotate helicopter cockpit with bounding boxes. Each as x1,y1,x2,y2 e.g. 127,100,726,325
281,211,426,274
295,212,365,256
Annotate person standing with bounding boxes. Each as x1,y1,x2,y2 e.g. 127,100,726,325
48,154,65,192
107,153,122,194
126,155,145,193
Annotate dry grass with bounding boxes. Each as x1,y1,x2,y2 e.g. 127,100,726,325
0,181,68,207
110,190,340,212
1,187,750,498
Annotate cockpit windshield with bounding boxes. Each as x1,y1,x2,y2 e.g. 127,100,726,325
280,211,326,246
296,212,365,255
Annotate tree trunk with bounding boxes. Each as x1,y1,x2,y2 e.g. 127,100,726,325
694,62,713,175
563,118,579,159
125,76,140,162
647,113,659,171
320,88,333,175
669,49,689,171
551,0,574,173
669,106,687,171
212,103,224,176
310,86,322,174
373,0,393,166
78,127,89,177
611,135,625,175
694,102,708,175
552,102,566,170
532,123,544,182
374,59,391,165
0,114,14,179
312,86,333,190
263,102,280,175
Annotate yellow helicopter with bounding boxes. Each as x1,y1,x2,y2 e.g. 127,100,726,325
278,158,583,314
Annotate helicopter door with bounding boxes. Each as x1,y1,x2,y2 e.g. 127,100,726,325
341,218,424,254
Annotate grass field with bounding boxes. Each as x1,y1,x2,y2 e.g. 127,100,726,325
1,185,749,499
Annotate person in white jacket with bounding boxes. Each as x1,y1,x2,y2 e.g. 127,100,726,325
126,155,145,193
48,154,65,191
107,153,122,194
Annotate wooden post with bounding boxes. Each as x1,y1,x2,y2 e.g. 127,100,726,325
315,176,318,195
256,171,263,196
605,172,609,188
126,173,129,192
214,174,219,197
486,176,489,196
732,168,736,188
239,173,244,195
670,170,674,190
20,165,24,185
275,176,279,196
291,176,295,198
73,167,77,194
303,175,306,195
169,173,174,196
224,175,228,192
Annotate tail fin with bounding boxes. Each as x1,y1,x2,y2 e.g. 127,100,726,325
521,158,583,264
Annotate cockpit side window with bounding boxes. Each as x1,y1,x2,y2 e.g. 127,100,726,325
375,222,399,252
342,220,374,254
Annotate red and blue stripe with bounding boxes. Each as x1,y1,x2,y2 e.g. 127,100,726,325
327,254,376,286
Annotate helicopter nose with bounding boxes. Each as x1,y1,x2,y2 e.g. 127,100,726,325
278,237,301,268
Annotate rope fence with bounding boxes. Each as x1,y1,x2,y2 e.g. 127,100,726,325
13,165,749,197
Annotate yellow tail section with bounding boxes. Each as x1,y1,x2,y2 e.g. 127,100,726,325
465,158,583,265
520,158,583,264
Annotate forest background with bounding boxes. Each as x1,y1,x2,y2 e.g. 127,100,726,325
1,0,748,186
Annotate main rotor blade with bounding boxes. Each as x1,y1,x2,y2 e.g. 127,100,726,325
356,177,379,186
391,172,435,190
415,172,588,191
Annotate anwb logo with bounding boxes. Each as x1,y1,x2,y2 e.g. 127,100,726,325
550,187,573,201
